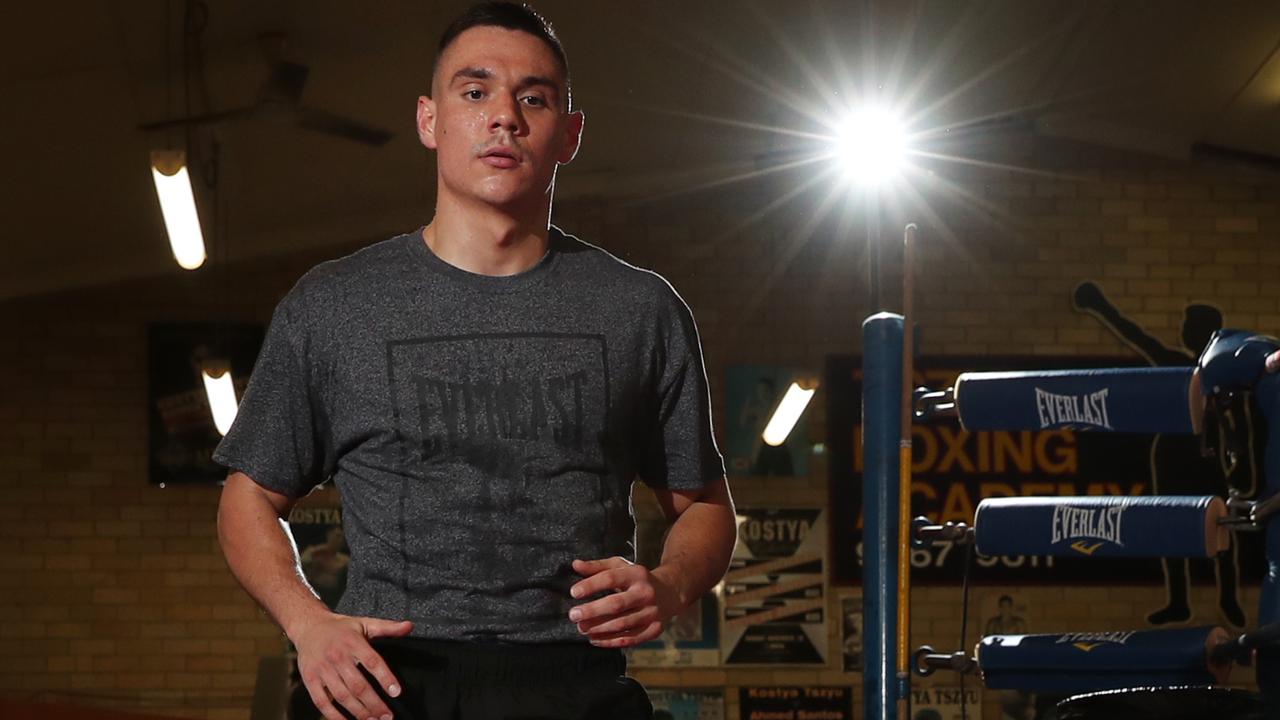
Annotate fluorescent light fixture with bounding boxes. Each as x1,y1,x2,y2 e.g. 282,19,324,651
831,107,907,186
150,149,207,270
201,361,238,436
762,382,816,447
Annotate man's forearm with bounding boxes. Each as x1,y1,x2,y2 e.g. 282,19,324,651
652,479,737,609
216,473,332,639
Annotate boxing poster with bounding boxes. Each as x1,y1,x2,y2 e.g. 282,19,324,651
738,686,852,720
147,322,262,485
826,354,1267,592
977,592,1047,720
626,514,720,667
839,593,863,672
647,688,724,720
725,366,811,477
909,685,982,720
721,508,827,665
979,592,1030,637
287,504,349,611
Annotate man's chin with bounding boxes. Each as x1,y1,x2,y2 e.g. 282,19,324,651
437,174,556,214
474,182,555,210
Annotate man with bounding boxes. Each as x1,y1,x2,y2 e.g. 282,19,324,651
214,4,737,719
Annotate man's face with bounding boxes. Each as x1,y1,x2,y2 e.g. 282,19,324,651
417,26,583,211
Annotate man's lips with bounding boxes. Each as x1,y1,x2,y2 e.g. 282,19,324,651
480,147,520,169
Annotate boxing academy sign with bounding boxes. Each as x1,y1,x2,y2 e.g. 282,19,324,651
826,355,1266,585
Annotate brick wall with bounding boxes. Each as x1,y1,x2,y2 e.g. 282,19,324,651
3,135,1278,718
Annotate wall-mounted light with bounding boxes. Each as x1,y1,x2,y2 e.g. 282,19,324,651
200,358,238,436
150,149,207,270
830,106,908,187
762,382,817,447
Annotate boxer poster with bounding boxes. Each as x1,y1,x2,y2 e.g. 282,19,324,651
288,504,349,611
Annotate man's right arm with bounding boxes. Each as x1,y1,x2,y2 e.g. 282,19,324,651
217,471,411,720
217,471,329,633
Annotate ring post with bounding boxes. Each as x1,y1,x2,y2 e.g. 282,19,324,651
863,312,904,720
896,224,917,717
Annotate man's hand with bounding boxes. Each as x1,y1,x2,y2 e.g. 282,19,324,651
568,557,684,648
290,612,413,720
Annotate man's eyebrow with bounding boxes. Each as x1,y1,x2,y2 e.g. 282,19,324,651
516,75,558,92
447,68,563,104
450,67,492,83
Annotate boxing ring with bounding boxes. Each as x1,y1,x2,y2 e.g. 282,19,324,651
859,234,1280,719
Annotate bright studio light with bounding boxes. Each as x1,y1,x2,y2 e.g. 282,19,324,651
831,108,907,186
762,382,817,447
201,364,239,436
150,150,207,270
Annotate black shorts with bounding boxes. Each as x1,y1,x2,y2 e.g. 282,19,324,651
288,637,653,720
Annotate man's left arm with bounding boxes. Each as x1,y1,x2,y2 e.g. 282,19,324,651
569,475,737,647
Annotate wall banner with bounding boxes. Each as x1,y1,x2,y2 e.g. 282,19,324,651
826,355,1266,588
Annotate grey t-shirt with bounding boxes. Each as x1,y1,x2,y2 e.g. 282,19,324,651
213,226,724,643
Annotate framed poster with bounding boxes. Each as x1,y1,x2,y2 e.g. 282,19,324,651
288,504,349,610
840,593,863,672
739,687,852,720
725,366,811,477
722,508,827,665
148,322,262,485
648,688,724,720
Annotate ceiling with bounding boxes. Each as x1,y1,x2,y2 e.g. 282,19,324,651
5,0,1280,301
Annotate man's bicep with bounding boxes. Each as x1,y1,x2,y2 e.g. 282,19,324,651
650,474,732,521
221,470,298,519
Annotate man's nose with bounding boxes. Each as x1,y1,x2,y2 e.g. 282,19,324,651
489,95,526,135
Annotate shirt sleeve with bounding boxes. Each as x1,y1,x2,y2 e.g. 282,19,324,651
212,294,330,498
637,284,726,490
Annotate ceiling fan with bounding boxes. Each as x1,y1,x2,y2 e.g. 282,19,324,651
140,33,393,148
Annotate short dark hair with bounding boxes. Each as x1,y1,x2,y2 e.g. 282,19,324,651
435,2,572,109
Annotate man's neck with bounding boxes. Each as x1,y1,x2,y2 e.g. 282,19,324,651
423,193,553,277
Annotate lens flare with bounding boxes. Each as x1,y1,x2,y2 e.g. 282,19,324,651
830,108,908,186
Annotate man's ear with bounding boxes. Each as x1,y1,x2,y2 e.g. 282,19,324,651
557,110,585,164
416,96,438,150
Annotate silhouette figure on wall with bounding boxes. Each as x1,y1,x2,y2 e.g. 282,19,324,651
1073,281,1253,627
739,377,795,476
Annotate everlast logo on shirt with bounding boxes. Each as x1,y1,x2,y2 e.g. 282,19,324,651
1050,505,1125,552
414,370,589,456
1034,387,1113,429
